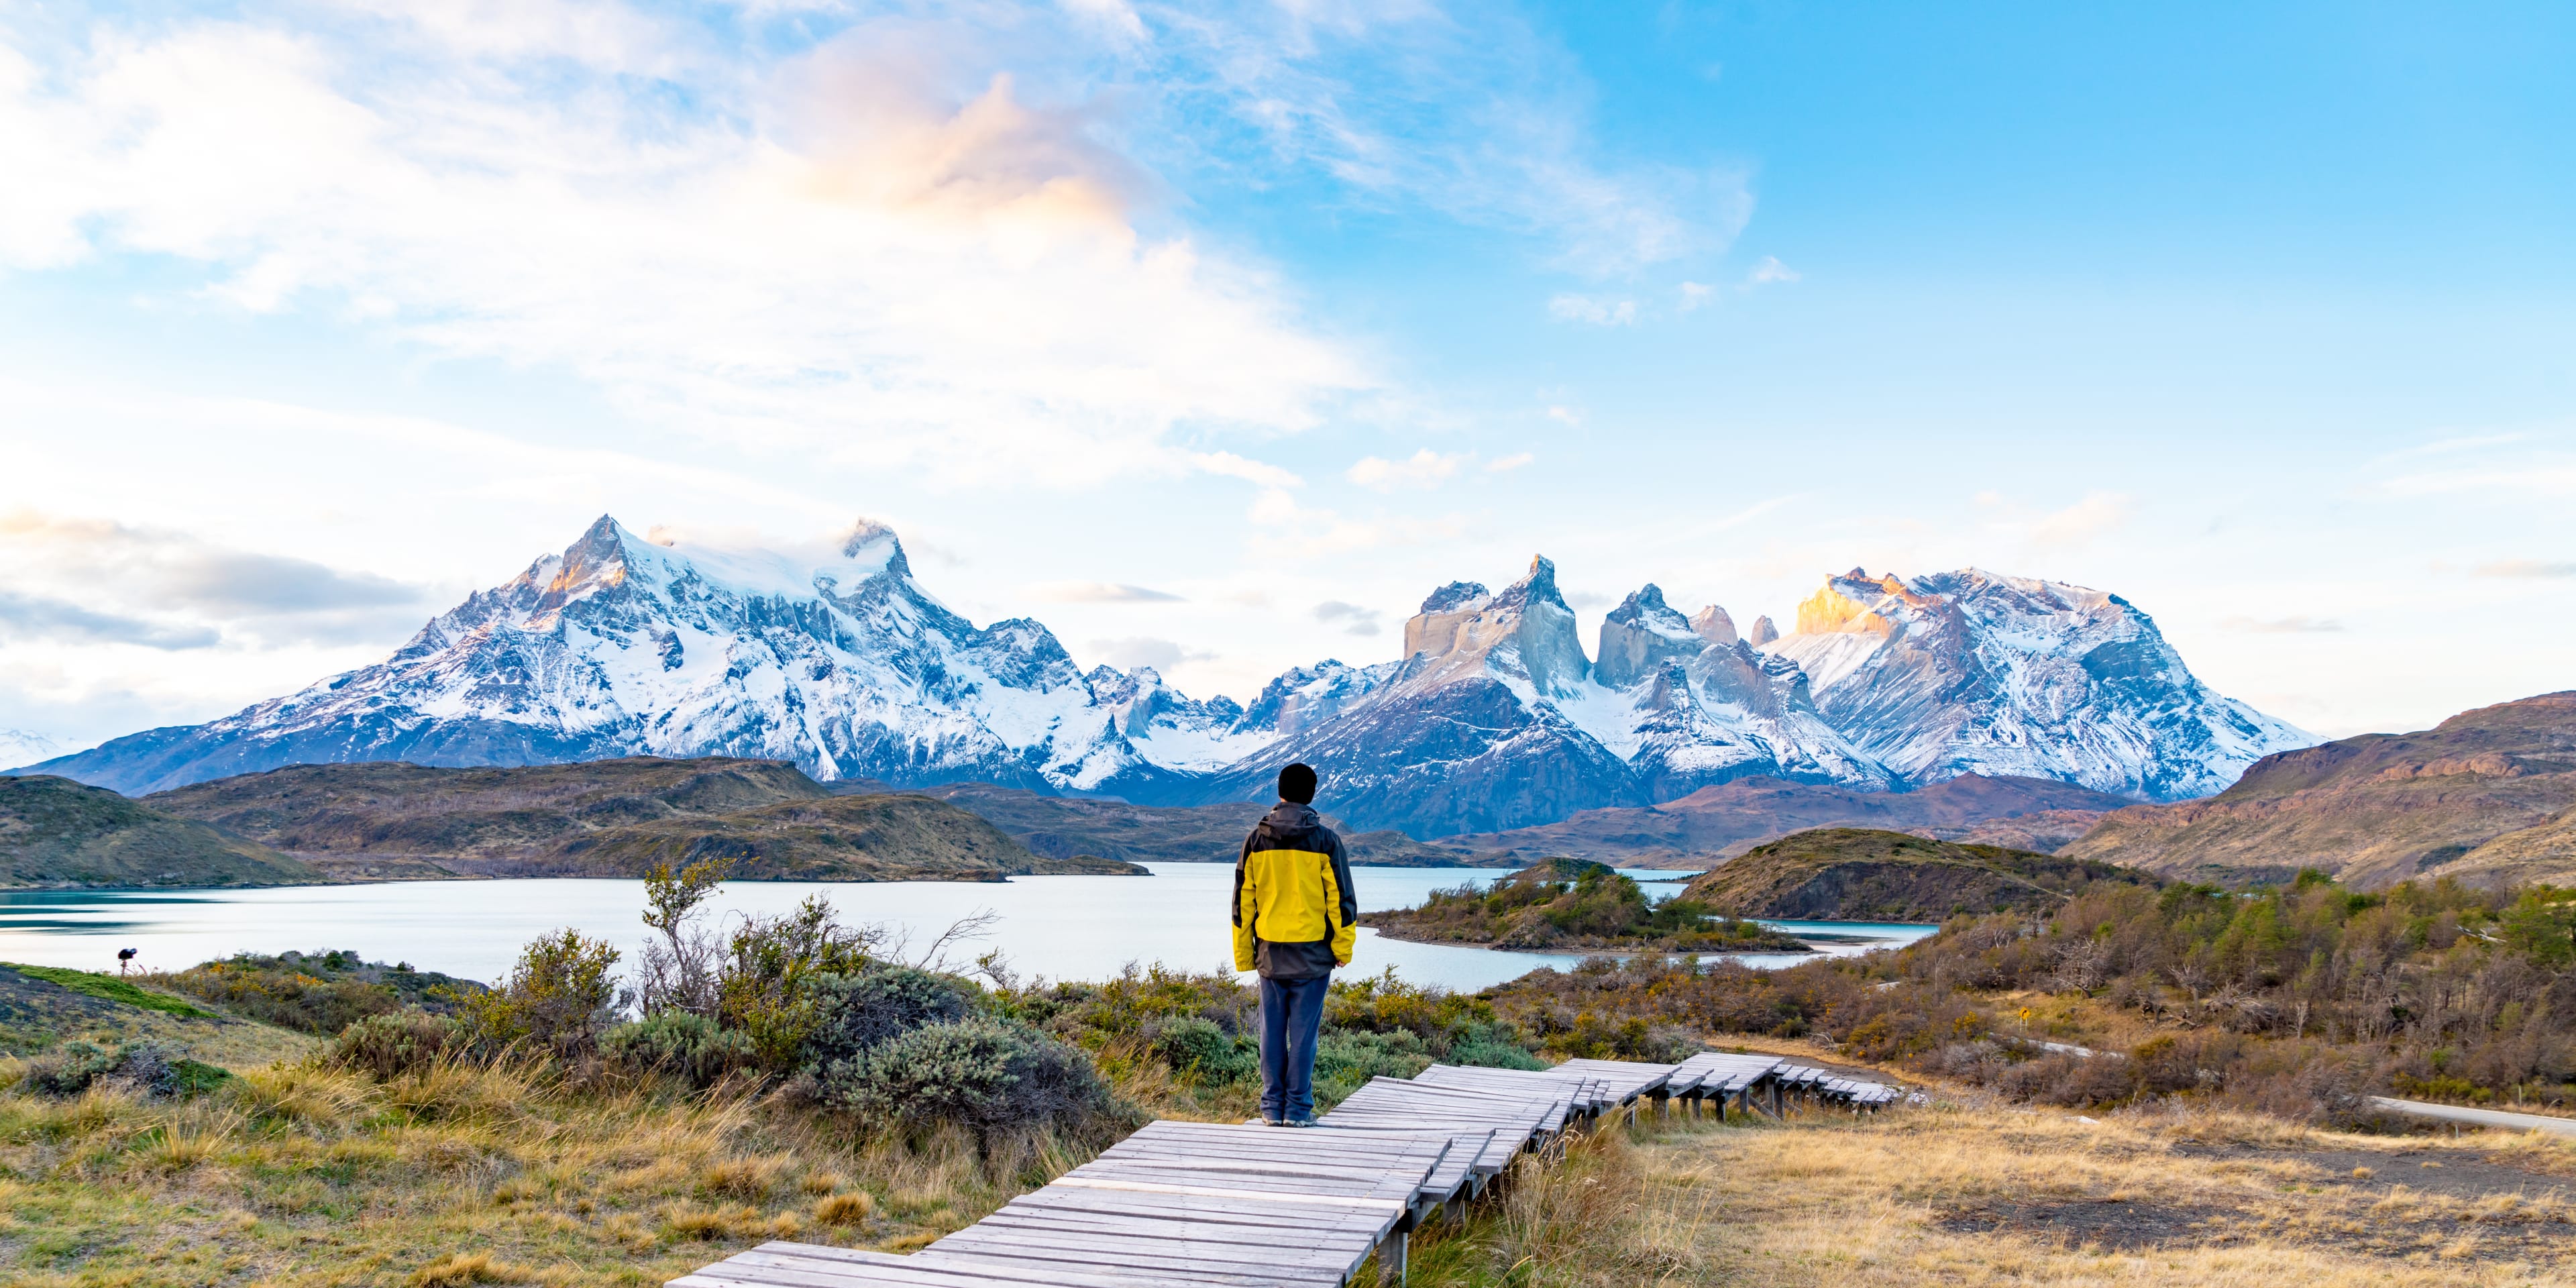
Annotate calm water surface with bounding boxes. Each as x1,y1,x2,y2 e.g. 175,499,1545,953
0,865,1933,992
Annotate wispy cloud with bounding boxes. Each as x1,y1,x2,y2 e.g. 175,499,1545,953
1548,294,1636,326
1347,449,1468,491
2225,616,2345,634
0,511,423,647
1487,451,1534,472
0,592,220,651
0,9,1370,485
1087,636,1214,673
1313,600,1381,637
1032,581,1184,603
2475,559,2576,578
1745,255,1799,285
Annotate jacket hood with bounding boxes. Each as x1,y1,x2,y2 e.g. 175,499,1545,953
1265,800,1322,828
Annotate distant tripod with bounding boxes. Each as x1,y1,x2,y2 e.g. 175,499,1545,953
117,947,138,976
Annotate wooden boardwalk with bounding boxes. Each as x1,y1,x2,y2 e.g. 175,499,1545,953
672,1054,1901,1288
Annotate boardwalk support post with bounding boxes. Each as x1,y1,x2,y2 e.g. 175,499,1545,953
1375,1228,1407,1286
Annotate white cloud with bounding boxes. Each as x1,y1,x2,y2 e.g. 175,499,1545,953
2225,616,2345,635
1545,405,1584,427
1487,451,1534,472
1745,255,1800,285
2026,492,2133,549
1191,451,1304,489
0,510,425,648
1087,635,1214,673
1312,600,1381,636
1031,580,1185,603
2475,559,2576,578
1548,294,1636,326
1347,449,1469,492
0,13,1369,486
1678,280,1713,311
1244,488,1462,558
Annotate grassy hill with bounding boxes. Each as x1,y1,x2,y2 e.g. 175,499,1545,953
872,782,1515,867
143,758,1140,880
529,794,1142,880
1362,857,1811,953
0,775,323,888
0,961,316,1065
1682,827,2155,921
1432,773,2135,869
2065,690,2576,890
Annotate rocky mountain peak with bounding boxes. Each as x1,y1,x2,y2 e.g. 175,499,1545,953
1689,604,1738,646
1418,582,1490,614
1748,614,1780,647
1597,584,1704,690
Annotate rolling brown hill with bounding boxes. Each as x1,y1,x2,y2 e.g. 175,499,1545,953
1,775,322,888
1432,773,2135,869
2062,691,2576,890
862,782,1519,867
144,759,1139,881
1681,828,2155,922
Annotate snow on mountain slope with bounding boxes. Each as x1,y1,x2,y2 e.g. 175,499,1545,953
1196,563,1884,835
19,519,2310,833
21,517,1228,796
1759,568,2312,801
0,729,60,772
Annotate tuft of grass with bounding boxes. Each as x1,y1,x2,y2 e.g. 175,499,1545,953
407,1252,535,1287
4,963,213,1017
700,1156,780,1199
813,1191,873,1225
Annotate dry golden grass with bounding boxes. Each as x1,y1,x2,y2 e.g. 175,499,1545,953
1405,1097,2576,1287
0,1052,1095,1287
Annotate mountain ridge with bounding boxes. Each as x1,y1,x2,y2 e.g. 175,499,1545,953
17,515,2312,839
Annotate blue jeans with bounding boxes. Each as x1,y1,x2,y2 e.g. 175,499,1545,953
1258,973,1331,1122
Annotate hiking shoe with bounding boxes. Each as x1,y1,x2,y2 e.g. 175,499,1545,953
1283,1116,1317,1128
1261,1115,1285,1127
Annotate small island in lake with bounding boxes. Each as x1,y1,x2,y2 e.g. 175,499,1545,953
1361,857,1812,954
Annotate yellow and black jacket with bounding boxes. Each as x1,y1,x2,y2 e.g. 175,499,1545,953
1231,801,1358,979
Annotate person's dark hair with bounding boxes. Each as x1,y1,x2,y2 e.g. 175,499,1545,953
1277,763,1317,805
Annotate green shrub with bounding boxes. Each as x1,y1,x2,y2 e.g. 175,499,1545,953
818,1017,1134,1141
715,898,875,1071
602,1013,756,1088
152,950,480,1035
450,929,621,1059
328,1010,462,1080
798,965,975,1073
1447,1038,1548,1071
1314,1028,1433,1102
19,1040,226,1099
1152,1015,1258,1087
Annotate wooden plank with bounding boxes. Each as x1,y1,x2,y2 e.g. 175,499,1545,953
1051,1175,1409,1211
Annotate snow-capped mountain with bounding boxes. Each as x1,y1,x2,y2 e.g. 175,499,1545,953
0,729,60,771
19,517,2312,837
1760,568,2311,801
20,517,1250,797
1195,560,1888,835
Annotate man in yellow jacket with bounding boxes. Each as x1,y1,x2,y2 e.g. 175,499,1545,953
1232,762,1357,1127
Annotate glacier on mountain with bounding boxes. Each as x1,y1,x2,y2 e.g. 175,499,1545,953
19,517,2314,836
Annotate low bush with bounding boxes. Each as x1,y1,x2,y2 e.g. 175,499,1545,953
602,1012,756,1088
1150,1015,1258,1087
817,1016,1134,1142
19,1040,228,1099
328,1009,463,1081
799,964,976,1073
450,929,621,1059
152,949,479,1036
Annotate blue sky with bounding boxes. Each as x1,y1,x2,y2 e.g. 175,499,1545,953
1,0,2571,754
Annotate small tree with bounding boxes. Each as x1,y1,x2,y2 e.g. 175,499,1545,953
454,929,622,1059
636,855,733,1017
